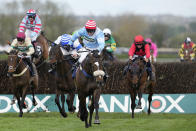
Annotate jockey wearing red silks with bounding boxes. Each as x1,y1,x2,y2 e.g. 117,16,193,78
128,35,155,80
128,35,150,61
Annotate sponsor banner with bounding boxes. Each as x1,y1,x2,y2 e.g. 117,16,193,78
0,94,195,113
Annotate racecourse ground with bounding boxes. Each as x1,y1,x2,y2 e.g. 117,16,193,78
0,112,196,131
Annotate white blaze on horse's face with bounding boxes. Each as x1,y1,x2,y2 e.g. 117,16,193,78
185,50,188,55
93,62,105,77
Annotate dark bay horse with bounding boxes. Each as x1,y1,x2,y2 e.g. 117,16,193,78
33,31,49,67
7,50,38,117
74,52,105,128
125,56,155,118
49,44,76,117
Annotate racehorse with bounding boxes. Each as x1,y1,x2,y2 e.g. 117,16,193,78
7,50,38,117
49,44,76,117
125,56,155,118
102,46,116,62
33,31,49,68
182,48,194,62
74,52,105,128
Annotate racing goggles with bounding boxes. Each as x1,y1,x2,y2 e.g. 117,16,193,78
17,37,24,42
28,15,35,19
86,29,96,33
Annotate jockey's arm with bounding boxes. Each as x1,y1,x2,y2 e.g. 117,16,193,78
8,39,18,53
18,16,27,32
33,15,42,35
128,44,135,60
69,29,82,45
54,36,62,45
97,33,105,52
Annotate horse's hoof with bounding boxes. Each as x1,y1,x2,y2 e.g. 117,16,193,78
10,100,15,105
61,112,67,118
33,101,38,106
136,105,142,109
77,112,80,118
94,119,101,124
85,124,89,128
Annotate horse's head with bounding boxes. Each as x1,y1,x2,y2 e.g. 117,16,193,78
49,44,63,64
84,53,105,87
183,48,192,61
128,56,146,87
33,33,49,65
7,50,19,73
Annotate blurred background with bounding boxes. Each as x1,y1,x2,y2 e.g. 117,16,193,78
0,0,196,62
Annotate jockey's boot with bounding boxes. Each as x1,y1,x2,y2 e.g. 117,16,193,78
25,58,35,76
71,61,80,73
29,62,35,76
146,62,152,80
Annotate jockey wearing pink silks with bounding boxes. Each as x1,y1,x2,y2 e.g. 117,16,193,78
145,38,158,62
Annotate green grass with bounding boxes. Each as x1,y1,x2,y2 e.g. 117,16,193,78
0,112,196,131
0,54,8,60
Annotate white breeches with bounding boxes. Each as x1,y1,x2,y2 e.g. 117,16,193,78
25,29,39,41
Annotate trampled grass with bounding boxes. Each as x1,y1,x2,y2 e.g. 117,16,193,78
0,112,196,131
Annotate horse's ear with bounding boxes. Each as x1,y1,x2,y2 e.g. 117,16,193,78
4,51,9,55
7,41,11,45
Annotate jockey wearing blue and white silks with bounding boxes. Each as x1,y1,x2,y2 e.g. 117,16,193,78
69,20,105,64
54,34,82,57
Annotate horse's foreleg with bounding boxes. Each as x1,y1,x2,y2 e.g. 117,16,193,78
55,91,64,117
147,83,154,115
66,91,76,113
130,89,136,118
79,96,89,128
93,89,101,124
31,84,37,106
61,93,67,117
136,89,142,109
19,86,27,117
88,95,94,127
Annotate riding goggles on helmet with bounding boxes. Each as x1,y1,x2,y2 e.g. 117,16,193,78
17,37,24,42
86,29,96,33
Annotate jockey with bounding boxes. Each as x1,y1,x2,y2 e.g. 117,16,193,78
179,37,196,61
103,28,117,60
8,32,35,76
53,34,82,57
128,35,155,80
18,9,42,55
69,20,105,70
145,38,158,62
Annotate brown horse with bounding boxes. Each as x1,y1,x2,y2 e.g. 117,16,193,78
74,52,105,128
7,50,38,117
125,56,155,118
33,31,49,67
102,46,117,62
49,44,76,117
182,48,194,62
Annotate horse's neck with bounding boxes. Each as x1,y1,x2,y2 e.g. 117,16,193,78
81,60,92,74
16,60,28,73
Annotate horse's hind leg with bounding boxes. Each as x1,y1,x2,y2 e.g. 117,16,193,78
61,93,67,117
